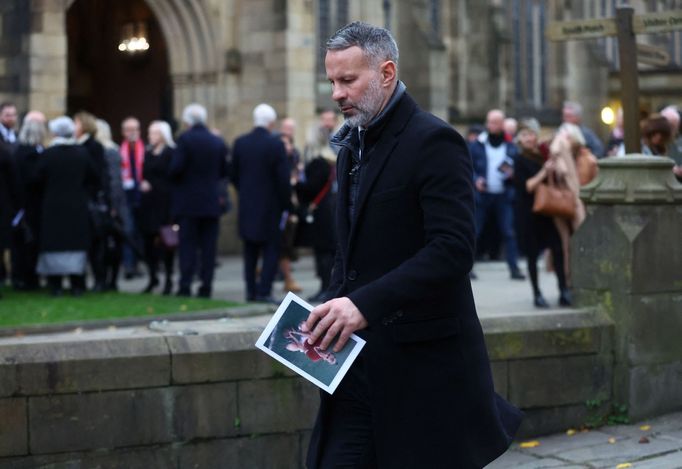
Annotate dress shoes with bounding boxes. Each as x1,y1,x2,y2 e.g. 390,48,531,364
510,269,526,280
254,295,279,305
176,288,192,297
534,294,549,308
142,278,159,294
559,289,573,307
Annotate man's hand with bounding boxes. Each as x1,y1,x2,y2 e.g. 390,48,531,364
305,297,368,353
673,165,682,177
475,177,487,192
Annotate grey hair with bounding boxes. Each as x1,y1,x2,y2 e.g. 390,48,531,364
48,116,75,138
563,101,583,118
253,103,277,128
182,103,207,126
326,21,399,67
18,119,47,146
150,120,176,148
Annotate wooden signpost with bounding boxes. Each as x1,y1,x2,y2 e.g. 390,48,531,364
548,7,682,154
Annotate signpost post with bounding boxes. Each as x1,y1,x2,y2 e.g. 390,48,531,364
547,7,682,154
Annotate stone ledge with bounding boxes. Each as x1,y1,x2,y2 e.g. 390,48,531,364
482,308,614,361
0,334,170,397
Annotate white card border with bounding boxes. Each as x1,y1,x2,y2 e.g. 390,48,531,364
254,291,366,394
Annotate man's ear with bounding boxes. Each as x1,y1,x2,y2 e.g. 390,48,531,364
380,61,397,87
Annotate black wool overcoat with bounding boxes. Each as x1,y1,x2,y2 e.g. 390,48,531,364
35,144,98,252
307,92,523,469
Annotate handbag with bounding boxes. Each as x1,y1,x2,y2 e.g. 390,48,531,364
159,224,179,249
532,174,576,219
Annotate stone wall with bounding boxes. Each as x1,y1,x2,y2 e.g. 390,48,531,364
0,308,614,468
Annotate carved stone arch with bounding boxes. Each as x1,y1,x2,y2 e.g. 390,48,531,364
64,0,221,117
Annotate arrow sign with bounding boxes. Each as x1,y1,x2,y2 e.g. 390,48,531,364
547,18,617,41
634,11,682,35
637,43,671,67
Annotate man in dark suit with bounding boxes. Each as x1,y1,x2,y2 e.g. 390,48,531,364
170,103,229,298
303,22,523,468
231,104,291,303
0,102,18,152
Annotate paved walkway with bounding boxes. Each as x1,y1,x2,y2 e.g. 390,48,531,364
489,411,682,468
120,254,572,317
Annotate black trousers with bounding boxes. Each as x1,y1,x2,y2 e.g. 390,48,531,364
10,227,40,289
177,216,219,294
242,238,279,299
309,356,377,469
314,248,335,293
143,234,174,284
526,221,567,296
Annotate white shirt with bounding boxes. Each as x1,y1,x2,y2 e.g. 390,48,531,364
484,140,507,194
0,124,16,144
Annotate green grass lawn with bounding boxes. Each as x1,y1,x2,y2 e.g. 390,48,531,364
0,287,238,328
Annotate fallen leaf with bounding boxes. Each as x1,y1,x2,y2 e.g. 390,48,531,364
519,441,540,448
146,306,155,314
608,437,617,444
639,424,651,431
616,464,632,469
180,304,188,311
639,436,650,444
566,429,577,436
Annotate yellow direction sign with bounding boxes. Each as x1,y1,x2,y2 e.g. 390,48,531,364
637,43,671,67
547,18,617,41
634,11,682,35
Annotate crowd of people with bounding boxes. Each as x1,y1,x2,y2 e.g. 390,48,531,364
0,99,341,303
0,102,228,298
0,97,680,306
467,100,682,308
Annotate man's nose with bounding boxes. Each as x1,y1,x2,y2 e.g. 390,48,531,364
331,85,345,102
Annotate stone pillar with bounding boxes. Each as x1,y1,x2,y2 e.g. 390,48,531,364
572,155,682,421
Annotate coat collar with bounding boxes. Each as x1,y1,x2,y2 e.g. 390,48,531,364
338,90,418,252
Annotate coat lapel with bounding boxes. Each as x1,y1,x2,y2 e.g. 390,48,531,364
346,94,417,251
336,149,351,249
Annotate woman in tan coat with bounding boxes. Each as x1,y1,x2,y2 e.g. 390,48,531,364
526,123,598,297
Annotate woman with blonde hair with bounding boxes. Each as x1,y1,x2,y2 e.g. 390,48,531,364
139,120,176,294
525,123,598,303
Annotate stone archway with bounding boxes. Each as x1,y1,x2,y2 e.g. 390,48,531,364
39,0,223,124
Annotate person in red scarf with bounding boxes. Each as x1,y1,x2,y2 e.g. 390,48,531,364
120,117,145,279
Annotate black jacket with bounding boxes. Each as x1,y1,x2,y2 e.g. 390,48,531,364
169,124,229,218
0,145,19,249
295,157,335,251
35,143,98,252
139,146,173,235
231,127,291,243
308,92,522,469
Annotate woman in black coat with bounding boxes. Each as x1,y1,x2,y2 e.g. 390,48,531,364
11,118,48,290
138,121,175,294
35,116,98,296
296,154,336,303
512,119,567,308
75,111,109,292
0,144,19,296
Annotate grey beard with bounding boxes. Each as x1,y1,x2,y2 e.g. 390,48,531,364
343,78,384,128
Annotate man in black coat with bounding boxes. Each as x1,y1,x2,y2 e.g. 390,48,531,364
303,22,522,468
169,104,229,298
231,104,291,302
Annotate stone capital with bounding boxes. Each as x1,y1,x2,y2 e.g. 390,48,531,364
580,154,682,204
